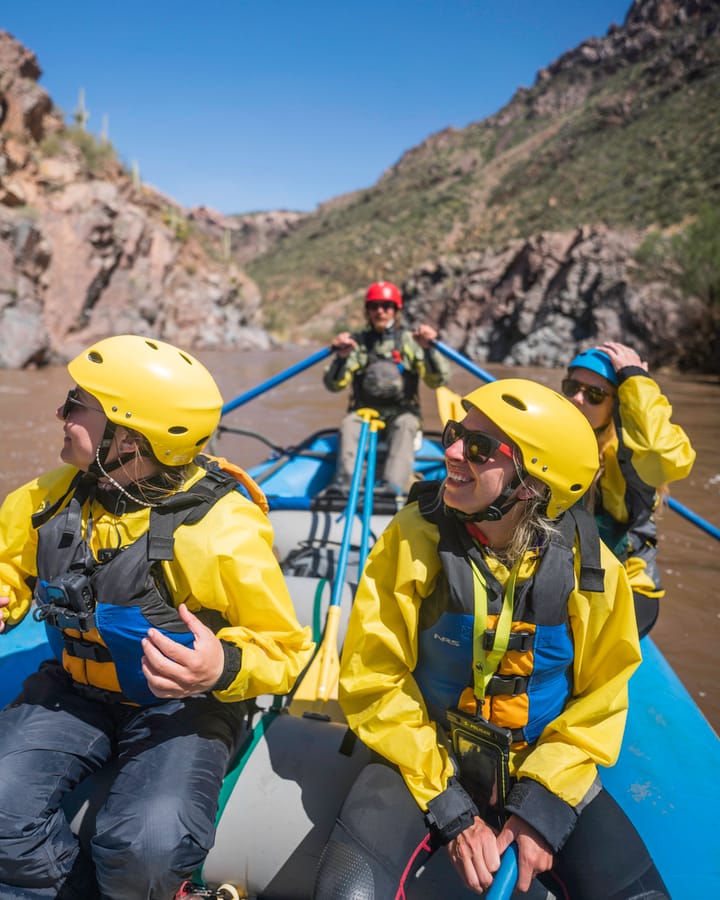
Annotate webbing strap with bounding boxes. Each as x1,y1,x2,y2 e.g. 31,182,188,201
566,505,605,592
62,636,113,663
470,558,520,701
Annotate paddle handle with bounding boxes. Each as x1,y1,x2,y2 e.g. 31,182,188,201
221,347,332,415
486,843,518,900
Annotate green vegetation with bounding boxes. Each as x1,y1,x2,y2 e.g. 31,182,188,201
40,124,118,176
635,205,720,309
243,12,719,342
162,206,191,242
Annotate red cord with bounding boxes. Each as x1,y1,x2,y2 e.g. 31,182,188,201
394,832,433,900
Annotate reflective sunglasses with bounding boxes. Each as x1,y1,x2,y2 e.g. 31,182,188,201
365,300,396,312
441,420,514,465
561,378,612,406
61,388,104,419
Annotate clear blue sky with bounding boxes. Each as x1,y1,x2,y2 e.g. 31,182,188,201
3,0,632,215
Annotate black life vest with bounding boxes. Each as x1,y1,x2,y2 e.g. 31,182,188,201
350,329,420,412
32,457,257,706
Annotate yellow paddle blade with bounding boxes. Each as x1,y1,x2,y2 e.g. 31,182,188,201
436,385,465,425
289,605,343,721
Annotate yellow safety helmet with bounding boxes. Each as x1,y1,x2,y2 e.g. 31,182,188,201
462,378,599,519
68,335,223,466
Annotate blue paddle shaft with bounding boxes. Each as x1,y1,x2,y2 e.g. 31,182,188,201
221,347,332,415
666,496,720,541
432,340,720,543
359,427,379,568
432,339,496,384
329,417,371,609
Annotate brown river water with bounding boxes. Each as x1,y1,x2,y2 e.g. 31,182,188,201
1,348,718,731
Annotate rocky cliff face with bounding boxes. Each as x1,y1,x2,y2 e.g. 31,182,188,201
401,226,710,371
0,31,274,368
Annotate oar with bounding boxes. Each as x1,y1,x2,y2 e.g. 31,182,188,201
360,417,385,568
435,384,466,425
290,409,376,714
665,496,720,541
432,340,720,542
432,339,496,383
221,347,331,416
486,844,519,900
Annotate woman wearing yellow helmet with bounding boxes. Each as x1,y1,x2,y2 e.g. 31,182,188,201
314,379,668,899
0,335,313,899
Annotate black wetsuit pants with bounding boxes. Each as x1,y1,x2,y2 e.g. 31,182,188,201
0,660,246,900
314,762,669,900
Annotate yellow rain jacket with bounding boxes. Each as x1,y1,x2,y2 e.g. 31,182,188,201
339,502,640,839
0,462,314,703
599,372,695,597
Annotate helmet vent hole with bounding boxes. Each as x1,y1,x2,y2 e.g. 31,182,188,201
145,340,159,350
195,435,210,447
168,426,188,435
87,351,104,364
569,483,583,493
500,393,527,411
179,353,193,366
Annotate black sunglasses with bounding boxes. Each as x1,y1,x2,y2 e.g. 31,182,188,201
61,388,104,420
441,420,514,465
561,378,612,406
365,300,396,312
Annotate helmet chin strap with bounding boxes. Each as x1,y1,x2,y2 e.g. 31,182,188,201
443,472,524,523
87,421,138,479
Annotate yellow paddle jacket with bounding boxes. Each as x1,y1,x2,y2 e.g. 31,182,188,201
339,502,641,815
0,463,314,703
599,371,695,596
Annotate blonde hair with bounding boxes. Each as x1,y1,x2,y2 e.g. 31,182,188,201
100,427,189,507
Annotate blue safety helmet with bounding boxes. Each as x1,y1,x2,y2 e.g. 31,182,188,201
567,348,618,386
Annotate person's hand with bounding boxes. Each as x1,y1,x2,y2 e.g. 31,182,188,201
0,596,8,634
141,603,225,698
331,332,357,359
413,324,438,350
496,814,554,893
597,341,649,374
447,816,501,894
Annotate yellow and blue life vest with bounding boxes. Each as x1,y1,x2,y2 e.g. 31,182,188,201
31,457,256,706
412,484,604,746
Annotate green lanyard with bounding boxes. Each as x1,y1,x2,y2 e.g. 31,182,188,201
470,555,521,701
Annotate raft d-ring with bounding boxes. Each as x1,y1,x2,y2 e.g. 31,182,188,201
218,885,241,900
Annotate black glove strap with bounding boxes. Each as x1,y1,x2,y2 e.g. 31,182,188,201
424,777,479,844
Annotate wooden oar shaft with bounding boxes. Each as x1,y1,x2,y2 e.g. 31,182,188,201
316,606,342,701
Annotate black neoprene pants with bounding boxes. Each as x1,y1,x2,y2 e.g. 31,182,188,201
314,762,669,900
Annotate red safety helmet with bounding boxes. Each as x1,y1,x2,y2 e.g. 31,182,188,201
365,281,402,309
